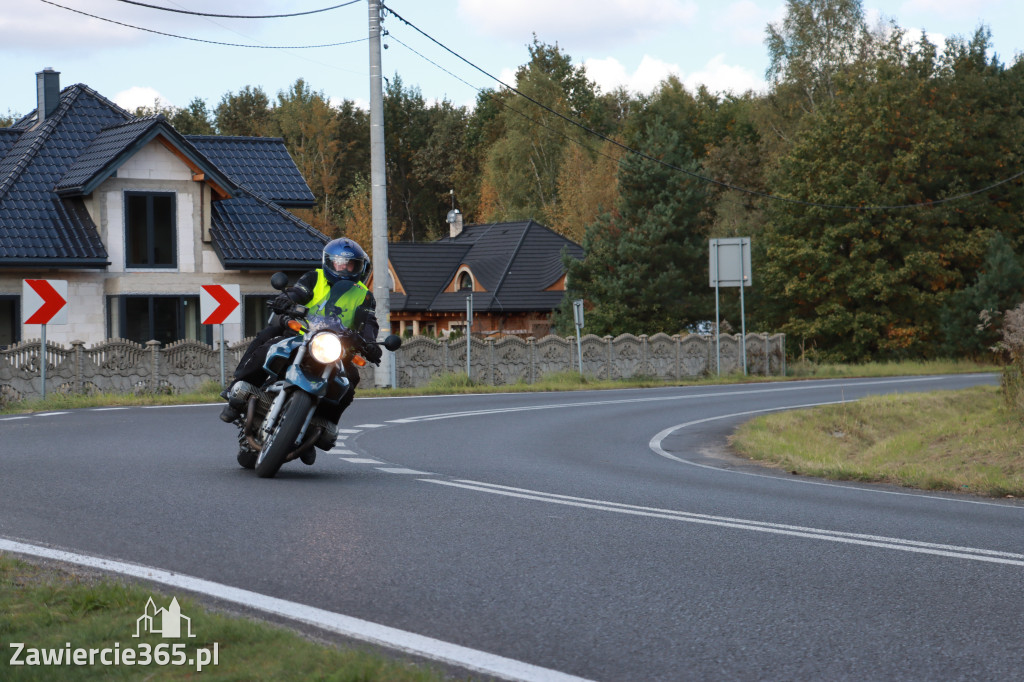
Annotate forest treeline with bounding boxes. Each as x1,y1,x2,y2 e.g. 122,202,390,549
4,0,1022,362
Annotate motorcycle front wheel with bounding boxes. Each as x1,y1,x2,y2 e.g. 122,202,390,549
255,390,313,478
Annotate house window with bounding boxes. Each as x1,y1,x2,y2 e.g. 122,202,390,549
244,295,274,338
458,271,473,291
126,192,176,268
0,296,19,348
109,295,205,346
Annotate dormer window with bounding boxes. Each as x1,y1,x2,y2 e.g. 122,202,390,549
126,191,176,268
458,271,473,291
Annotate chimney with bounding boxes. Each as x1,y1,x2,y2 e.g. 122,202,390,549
446,208,463,239
36,68,61,124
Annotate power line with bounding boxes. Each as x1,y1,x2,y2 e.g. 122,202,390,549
38,0,367,49
388,33,627,167
382,3,1024,212
108,0,360,19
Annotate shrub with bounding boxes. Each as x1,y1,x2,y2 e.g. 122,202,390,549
997,303,1024,416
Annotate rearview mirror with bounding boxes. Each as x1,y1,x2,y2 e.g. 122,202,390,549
270,272,289,291
382,334,402,352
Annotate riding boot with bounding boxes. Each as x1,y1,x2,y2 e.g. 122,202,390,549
315,421,340,451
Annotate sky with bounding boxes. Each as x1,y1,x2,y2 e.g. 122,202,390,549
1,0,1022,118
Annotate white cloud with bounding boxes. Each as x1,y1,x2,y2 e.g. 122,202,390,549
113,87,171,112
716,1,786,46
583,54,763,96
683,54,765,94
584,55,683,95
458,0,698,46
0,4,144,50
498,67,518,87
0,1,282,51
899,0,1002,14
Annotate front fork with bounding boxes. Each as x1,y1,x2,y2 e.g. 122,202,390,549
251,355,336,452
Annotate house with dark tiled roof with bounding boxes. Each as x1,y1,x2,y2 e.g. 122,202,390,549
380,215,583,338
0,69,327,347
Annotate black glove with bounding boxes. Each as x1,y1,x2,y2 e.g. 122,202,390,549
270,293,293,313
362,340,383,366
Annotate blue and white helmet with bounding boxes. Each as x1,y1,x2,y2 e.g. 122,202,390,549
322,238,370,284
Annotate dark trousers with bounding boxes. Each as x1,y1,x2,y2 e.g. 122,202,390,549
233,324,285,386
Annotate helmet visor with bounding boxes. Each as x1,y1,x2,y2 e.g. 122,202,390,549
327,255,363,275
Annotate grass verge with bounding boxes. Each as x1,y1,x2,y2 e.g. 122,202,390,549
730,384,1024,497
0,555,450,681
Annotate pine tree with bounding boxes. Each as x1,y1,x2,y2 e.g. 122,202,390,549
561,118,711,336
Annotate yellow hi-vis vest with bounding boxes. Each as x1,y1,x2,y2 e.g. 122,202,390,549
306,269,369,329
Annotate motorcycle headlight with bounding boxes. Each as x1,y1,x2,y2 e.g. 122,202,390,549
309,332,343,364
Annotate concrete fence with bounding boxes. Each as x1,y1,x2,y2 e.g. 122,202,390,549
0,332,785,402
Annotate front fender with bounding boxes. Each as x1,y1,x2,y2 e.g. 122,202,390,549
285,363,330,397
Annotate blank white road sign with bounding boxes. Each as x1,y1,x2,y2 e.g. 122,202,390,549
709,238,752,288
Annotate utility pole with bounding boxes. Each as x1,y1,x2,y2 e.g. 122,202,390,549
368,0,392,387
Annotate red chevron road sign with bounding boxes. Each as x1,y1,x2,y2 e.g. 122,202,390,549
200,284,241,325
23,279,68,325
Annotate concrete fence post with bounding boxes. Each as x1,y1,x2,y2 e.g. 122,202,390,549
528,337,536,384
146,340,161,392
605,335,613,380
71,340,85,394
487,339,495,385
672,334,681,380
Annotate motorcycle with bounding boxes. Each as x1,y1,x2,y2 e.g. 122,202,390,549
232,272,402,478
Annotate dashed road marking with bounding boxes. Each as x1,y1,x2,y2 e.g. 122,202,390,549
377,467,431,475
354,423,384,428
341,457,383,464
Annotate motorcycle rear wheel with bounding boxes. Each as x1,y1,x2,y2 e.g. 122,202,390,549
255,391,313,478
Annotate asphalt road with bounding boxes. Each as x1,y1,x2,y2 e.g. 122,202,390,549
2,373,1022,681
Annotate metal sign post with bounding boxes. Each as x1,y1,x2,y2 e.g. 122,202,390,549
709,238,752,376
466,293,473,380
200,284,241,388
23,279,68,399
572,299,585,377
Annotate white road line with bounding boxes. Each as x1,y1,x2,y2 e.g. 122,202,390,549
0,538,594,682
0,416,30,421
92,407,129,411
648,402,1022,509
330,449,357,455
422,479,1024,567
336,429,361,434
377,467,431,475
384,377,955,424
34,411,70,417
354,424,384,428
342,458,383,464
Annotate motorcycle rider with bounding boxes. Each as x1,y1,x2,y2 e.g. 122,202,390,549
219,238,382,463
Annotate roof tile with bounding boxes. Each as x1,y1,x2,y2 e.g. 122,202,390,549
187,135,315,207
